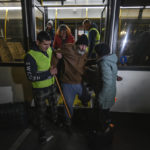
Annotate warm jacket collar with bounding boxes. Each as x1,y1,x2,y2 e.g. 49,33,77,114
97,54,118,64
97,55,107,62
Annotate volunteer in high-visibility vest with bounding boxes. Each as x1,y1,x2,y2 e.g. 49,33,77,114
83,19,100,58
24,31,57,145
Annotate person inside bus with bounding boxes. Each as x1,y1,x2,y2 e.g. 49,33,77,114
52,34,91,129
132,31,150,66
82,19,100,58
53,24,75,83
53,24,75,49
95,43,118,134
46,20,55,47
24,31,58,144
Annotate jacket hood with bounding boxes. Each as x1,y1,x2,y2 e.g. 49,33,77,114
97,54,118,64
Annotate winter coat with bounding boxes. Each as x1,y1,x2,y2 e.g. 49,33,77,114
52,43,87,84
97,54,118,109
53,34,75,49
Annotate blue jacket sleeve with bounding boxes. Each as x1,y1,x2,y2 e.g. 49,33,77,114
88,30,97,58
24,54,52,81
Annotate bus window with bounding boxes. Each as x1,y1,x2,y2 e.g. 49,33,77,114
35,7,44,35
0,2,25,63
117,7,150,66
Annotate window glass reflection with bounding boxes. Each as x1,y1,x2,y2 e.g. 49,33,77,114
117,8,150,66
0,2,25,63
35,7,44,35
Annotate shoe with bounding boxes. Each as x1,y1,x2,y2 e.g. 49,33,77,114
63,118,73,135
64,118,71,127
96,122,115,137
103,123,115,135
39,132,54,145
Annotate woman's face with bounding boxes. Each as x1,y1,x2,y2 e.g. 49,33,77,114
60,29,67,40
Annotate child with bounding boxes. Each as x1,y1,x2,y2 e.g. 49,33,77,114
95,43,118,134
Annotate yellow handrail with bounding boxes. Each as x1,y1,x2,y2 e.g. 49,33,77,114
86,8,88,18
5,9,8,40
55,8,57,32
41,0,43,6
119,9,122,37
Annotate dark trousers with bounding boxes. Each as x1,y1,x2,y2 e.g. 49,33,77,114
33,85,57,136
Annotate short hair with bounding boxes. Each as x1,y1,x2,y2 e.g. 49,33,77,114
37,31,51,42
82,19,91,25
95,43,110,57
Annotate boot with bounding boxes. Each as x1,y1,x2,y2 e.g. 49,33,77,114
63,118,73,135
79,83,93,106
97,109,115,136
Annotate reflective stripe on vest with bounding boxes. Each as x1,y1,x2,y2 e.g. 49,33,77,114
28,48,55,88
88,27,100,53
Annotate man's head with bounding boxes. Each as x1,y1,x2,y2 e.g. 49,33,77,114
82,19,91,31
76,34,88,55
47,20,53,30
95,43,110,57
36,31,51,52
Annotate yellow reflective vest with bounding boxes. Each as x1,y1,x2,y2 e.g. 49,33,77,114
88,27,100,53
28,48,55,88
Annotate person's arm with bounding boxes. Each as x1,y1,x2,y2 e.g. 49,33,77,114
24,54,52,81
88,30,97,58
51,49,63,71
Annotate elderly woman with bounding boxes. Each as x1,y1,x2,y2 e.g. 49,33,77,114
53,24,75,85
53,24,75,49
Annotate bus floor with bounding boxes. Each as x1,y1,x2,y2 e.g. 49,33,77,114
0,108,150,150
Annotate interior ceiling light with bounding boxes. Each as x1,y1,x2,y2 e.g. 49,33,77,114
0,7,21,10
42,0,66,5
120,6,150,9
42,0,66,1
48,6,104,9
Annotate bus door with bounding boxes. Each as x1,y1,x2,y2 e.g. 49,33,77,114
110,0,150,113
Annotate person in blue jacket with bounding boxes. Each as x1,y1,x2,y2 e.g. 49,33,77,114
95,43,118,134
24,31,57,144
